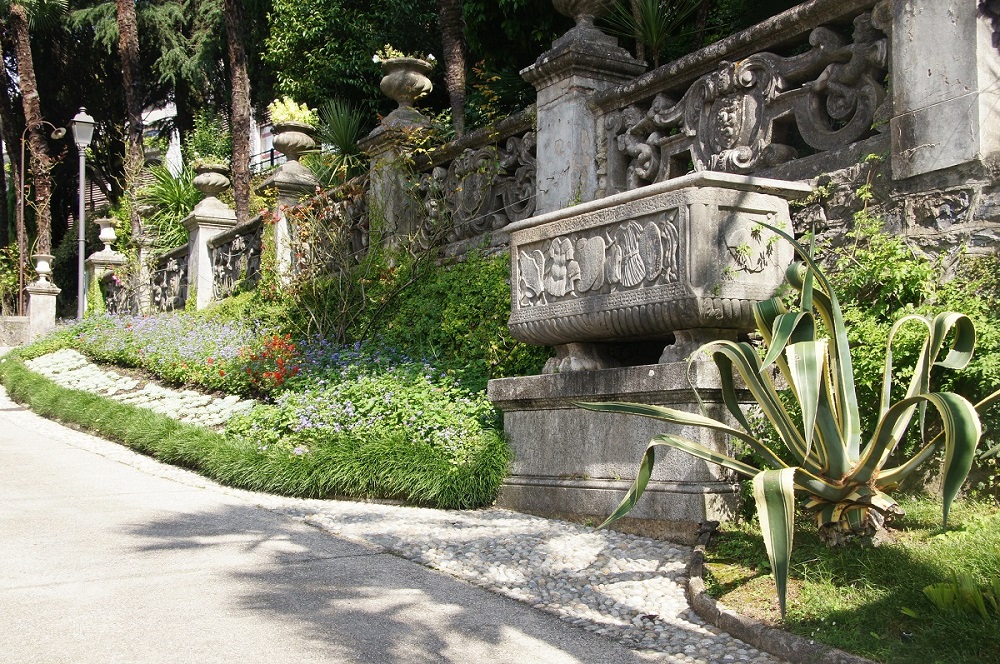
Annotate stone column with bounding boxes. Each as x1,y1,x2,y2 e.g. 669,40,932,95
259,124,320,279
26,255,59,341
521,3,645,215
890,1,1000,180
359,57,435,246
183,167,237,310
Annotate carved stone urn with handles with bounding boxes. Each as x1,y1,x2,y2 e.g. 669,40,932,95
380,57,434,113
272,122,317,162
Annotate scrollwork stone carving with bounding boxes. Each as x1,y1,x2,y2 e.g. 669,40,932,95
611,10,888,189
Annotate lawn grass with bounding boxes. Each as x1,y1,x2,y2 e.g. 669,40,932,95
704,496,1000,664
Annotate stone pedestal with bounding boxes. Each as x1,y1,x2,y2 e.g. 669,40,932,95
890,1,1000,180
359,114,432,248
182,197,237,310
488,361,743,544
84,251,127,315
521,15,645,214
259,157,319,279
26,281,60,341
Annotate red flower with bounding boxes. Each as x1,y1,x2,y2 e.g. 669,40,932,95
206,357,214,365
219,370,226,377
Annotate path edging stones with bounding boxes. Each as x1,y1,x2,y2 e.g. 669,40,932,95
685,522,877,664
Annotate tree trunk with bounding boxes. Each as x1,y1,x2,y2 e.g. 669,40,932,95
223,0,251,225
694,0,712,47
630,0,646,63
9,3,54,255
438,0,466,137
117,0,144,242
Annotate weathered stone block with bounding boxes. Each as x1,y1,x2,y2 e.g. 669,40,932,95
488,361,746,543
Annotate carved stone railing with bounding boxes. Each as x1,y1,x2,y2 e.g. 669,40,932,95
594,0,888,194
150,244,189,312
210,215,264,300
286,178,371,276
411,109,537,254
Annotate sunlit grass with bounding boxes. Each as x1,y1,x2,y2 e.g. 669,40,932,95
704,495,1000,663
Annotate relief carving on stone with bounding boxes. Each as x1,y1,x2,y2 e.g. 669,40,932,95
608,8,888,189
151,255,189,312
517,210,679,307
212,224,264,300
417,131,537,244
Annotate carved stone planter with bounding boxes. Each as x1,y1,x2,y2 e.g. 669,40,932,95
192,163,231,197
272,122,317,162
506,172,811,371
379,57,433,112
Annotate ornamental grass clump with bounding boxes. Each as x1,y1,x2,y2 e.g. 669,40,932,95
580,224,1000,618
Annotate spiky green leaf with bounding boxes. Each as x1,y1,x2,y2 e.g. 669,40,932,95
753,467,797,619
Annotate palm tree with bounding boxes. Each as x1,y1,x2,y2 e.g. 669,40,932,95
3,0,66,255
223,0,250,225
438,0,466,137
117,0,144,242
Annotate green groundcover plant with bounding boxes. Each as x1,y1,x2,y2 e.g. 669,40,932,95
580,224,1000,617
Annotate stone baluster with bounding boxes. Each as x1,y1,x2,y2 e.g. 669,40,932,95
183,165,237,309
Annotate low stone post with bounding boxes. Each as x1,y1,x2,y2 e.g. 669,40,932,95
521,0,645,215
26,254,60,341
891,1,1000,181
183,165,237,310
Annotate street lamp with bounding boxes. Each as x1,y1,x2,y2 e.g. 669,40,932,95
16,121,66,315
71,108,95,319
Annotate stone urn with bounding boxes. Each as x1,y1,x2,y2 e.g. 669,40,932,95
380,57,434,112
552,0,616,29
94,217,117,253
192,163,231,197
272,122,317,162
32,253,55,286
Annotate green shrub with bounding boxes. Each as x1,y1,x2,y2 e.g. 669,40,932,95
348,251,550,389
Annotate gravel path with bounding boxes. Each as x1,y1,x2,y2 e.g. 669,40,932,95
12,349,787,664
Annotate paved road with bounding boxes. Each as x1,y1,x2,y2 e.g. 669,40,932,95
0,382,659,664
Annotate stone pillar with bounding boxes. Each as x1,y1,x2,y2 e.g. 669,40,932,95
890,1,1000,180
183,173,237,310
84,251,127,314
259,124,320,279
359,57,435,246
267,163,318,278
26,255,59,341
521,5,645,214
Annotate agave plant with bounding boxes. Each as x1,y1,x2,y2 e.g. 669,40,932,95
580,224,1000,617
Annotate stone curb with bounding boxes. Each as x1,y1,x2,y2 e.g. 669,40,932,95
685,523,876,664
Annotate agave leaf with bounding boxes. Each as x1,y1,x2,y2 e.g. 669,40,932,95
596,432,761,529
575,401,788,470
785,339,828,460
770,226,863,460
856,392,980,525
760,312,813,370
695,340,821,474
752,467,797,619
